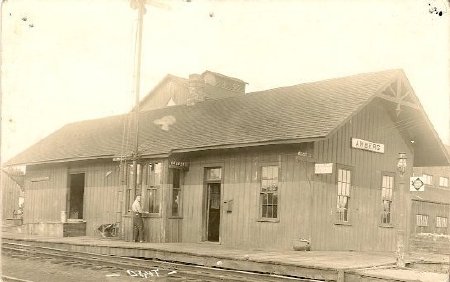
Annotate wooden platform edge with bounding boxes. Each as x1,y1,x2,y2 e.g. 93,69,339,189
2,237,338,281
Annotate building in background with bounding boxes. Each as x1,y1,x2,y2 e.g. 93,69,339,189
1,168,25,225
4,69,449,251
411,150,450,254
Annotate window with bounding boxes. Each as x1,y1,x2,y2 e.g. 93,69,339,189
436,216,448,228
439,177,448,188
171,169,182,217
125,184,131,212
206,168,222,210
125,163,142,212
416,214,429,227
146,163,162,214
381,174,394,224
337,168,351,222
423,174,433,185
207,168,222,181
260,166,279,219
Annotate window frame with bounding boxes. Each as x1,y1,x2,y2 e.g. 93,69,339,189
125,185,132,214
258,164,280,222
436,216,448,228
144,162,162,217
203,166,224,241
380,172,395,227
423,174,433,186
125,163,143,214
416,214,429,227
335,164,353,225
169,168,183,218
439,177,449,188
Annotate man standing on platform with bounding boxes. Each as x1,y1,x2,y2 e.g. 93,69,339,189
131,195,147,242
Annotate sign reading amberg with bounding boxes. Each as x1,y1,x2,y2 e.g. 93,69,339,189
351,138,385,153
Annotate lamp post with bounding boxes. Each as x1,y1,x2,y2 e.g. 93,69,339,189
397,153,407,175
396,152,407,268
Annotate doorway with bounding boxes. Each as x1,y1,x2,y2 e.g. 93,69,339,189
68,173,85,219
207,183,221,241
204,167,222,242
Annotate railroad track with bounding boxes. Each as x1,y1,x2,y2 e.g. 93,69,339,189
2,242,323,281
2,275,34,282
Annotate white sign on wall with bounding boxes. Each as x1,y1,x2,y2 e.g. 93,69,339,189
351,138,385,153
315,163,333,174
410,177,425,192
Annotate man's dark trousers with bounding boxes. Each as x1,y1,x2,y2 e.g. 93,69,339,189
133,213,144,242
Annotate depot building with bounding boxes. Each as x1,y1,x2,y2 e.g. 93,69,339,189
6,69,449,251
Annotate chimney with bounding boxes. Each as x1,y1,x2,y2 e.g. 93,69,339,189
186,71,247,106
187,74,206,106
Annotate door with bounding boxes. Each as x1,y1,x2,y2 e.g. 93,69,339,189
68,173,85,219
204,167,222,242
206,182,221,242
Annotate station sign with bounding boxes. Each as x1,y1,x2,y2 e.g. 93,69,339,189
315,163,333,174
30,176,50,182
169,160,189,170
351,138,384,153
296,151,314,162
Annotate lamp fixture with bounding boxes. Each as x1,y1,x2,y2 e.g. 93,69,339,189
397,153,407,176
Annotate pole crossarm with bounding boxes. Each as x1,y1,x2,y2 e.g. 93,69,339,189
130,0,147,14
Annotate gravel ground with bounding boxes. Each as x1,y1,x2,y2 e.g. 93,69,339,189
360,268,449,282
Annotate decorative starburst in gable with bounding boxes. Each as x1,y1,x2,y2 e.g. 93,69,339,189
378,75,420,117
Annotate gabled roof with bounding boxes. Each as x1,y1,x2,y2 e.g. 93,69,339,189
137,74,188,110
6,69,449,166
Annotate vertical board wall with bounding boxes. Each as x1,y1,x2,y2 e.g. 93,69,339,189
181,101,413,251
311,101,413,251
1,172,22,220
24,165,68,224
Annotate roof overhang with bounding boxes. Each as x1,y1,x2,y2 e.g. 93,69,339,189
375,73,450,167
5,154,116,167
141,137,325,158
325,70,449,167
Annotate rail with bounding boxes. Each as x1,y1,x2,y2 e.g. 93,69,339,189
2,241,322,281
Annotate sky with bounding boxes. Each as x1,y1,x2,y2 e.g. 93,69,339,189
1,0,449,163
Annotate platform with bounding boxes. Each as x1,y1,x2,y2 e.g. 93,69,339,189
2,229,448,282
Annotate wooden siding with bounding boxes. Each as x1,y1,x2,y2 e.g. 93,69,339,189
180,101,413,251
77,162,122,236
182,145,314,250
311,101,413,251
123,160,171,243
24,159,176,242
24,161,123,237
411,200,450,235
412,166,450,204
24,165,68,224
21,100,419,251
1,172,22,220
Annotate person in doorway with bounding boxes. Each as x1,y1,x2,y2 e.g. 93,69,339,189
131,195,148,242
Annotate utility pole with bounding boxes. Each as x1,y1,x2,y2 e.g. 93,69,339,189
130,0,146,200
